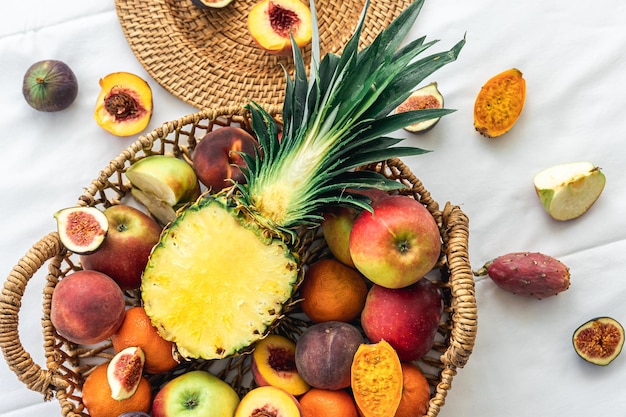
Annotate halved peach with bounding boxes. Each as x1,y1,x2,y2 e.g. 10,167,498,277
251,334,310,396
248,0,313,56
94,72,153,137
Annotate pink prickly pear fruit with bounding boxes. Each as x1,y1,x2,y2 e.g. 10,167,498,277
477,252,570,299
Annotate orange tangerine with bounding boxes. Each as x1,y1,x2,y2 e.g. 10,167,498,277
299,258,368,323
111,306,179,374
82,362,152,417
299,388,359,417
395,362,431,417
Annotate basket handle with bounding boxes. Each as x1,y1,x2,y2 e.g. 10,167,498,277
441,202,477,369
1,232,69,399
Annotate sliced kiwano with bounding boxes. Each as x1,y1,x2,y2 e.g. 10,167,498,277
54,206,108,254
573,317,624,366
473,68,526,138
351,339,403,417
395,82,444,133
107,346,146,400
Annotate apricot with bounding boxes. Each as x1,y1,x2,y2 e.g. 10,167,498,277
248,0,313,56
192,126,259,192
94,72,153,137
50,270,126,345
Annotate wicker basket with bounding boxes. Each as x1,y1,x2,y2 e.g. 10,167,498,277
1,105,477,417
114,0,414,109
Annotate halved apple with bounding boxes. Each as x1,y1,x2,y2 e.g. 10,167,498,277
533,161,606,221
126,155,201,225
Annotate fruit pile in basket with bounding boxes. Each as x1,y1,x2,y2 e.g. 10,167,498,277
6,1,476,417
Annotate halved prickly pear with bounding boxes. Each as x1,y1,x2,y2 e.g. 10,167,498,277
474,68,526,138
54,206,108,254
573,317,624,366
107,346,146,400
475,252,570,299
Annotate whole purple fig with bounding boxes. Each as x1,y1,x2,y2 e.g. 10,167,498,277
22,59,78,112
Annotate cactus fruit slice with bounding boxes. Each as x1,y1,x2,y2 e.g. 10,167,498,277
573,317,624,366
473,68,526,137
533,161,606,221
53,206,108,254
476,252,570,299
107,346,146,400
395,82,444,133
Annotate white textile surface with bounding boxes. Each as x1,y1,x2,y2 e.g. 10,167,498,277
2,0,626,416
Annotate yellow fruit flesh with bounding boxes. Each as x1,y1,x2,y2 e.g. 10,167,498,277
141,196,299,360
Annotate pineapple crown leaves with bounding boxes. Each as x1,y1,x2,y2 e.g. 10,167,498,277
237,0,465,232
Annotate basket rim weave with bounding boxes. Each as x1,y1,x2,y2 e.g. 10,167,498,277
114,0,414,109
0,105,477,417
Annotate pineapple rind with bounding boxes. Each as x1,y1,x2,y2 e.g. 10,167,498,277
141,196,299,360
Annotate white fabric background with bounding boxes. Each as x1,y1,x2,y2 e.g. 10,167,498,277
2,0,626,416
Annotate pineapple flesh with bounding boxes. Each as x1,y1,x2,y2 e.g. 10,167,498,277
141,0,465,360
142,196,299,359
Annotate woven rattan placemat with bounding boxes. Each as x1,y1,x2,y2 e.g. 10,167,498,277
115,0,413,109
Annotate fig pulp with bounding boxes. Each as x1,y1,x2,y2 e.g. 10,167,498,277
54,206,108,254
573,317,624,366
107,347,146,400
22,59,78,112
395,82,444,133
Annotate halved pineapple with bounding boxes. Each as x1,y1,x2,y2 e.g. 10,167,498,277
140,0,464,361
141,195,299,359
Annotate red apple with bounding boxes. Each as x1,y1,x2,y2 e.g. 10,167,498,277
152,370,240,417
360,279,443,361
192,126,259,192
80,205,162,290
349,194,441,289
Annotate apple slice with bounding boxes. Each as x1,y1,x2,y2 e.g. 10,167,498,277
533,161,606,221
126,155,201,224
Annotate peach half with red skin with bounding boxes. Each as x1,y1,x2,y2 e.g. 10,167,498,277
192,126,259,192
349,194,441,289
50,270,126,345
248,0,313,56
94,72,152,137
251,334,310,396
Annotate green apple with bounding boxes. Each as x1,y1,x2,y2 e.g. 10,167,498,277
533,161,606,221
322,207,358,268
80,205,162,290
322,188,390,268
152,370,240,417
349,195,441,289
126,155,201,224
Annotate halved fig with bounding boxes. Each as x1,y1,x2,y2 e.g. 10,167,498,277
54,206,108,254
107,346,146,400
395,82,444,133
191,0,234,8
573,317,624,366
94,72,153,137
